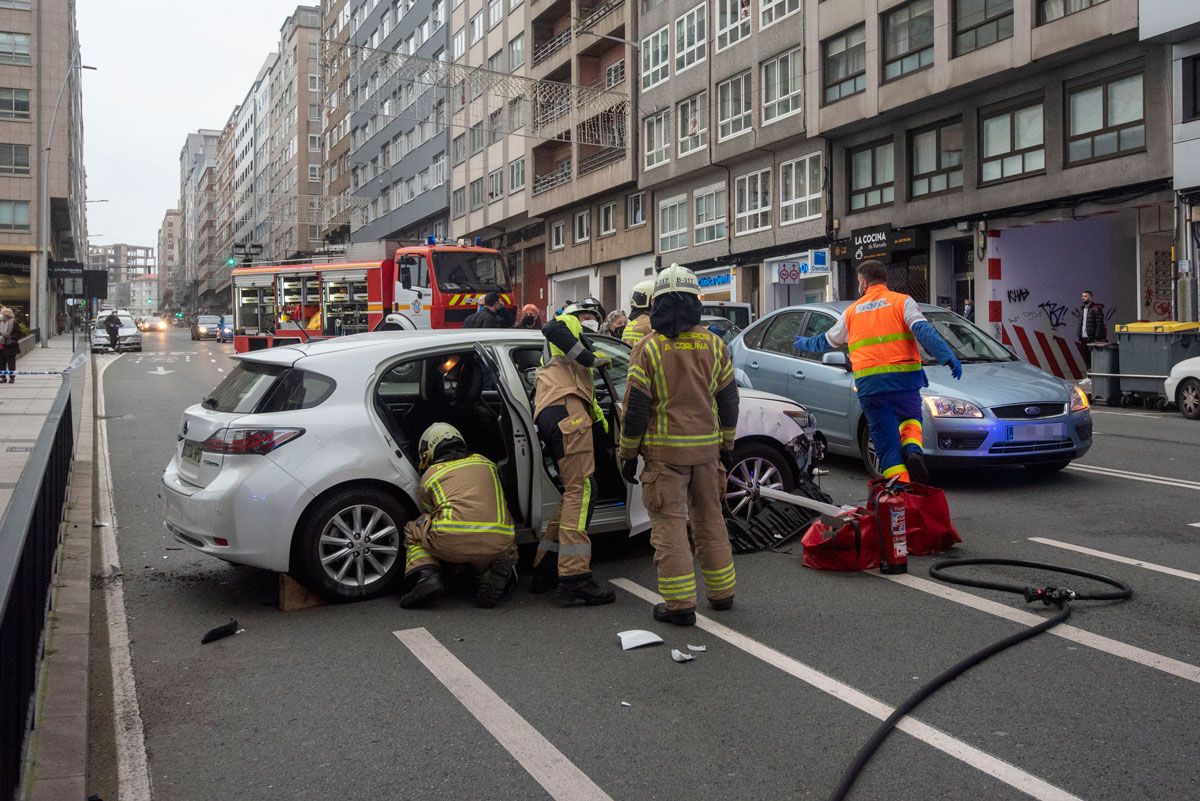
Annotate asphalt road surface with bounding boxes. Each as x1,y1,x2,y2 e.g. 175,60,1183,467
89,328,1200,801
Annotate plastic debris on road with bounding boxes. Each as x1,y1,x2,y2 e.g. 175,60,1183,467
618,630,664,650
671,649,695,663
687,644,707,652
621,702,632,708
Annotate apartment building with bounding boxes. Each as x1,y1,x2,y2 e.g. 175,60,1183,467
320,0,353,250
156,209,180,308
0,0,88,333
637,0,828,317
87,243,154,309
207,112,238,308
805,0,1173,379
347,0,452,248
179,129,220,309
127,273,159,317
527,0,652,313
253,54,278,253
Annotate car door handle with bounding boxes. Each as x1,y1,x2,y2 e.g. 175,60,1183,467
793,370,805,379
749,361,759,369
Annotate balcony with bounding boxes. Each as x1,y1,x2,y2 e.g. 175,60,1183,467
577,147,624,177
576,0,624,33
532,160,572,195
533,27,572,67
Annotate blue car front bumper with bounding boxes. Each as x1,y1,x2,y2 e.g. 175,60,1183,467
922,410,1092,467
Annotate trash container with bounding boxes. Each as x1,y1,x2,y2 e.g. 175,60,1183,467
1115,322,1200,396
1088,343,1120,406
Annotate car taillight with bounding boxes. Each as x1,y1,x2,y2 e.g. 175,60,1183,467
201,428,304,455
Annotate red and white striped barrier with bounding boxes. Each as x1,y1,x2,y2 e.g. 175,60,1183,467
1000,324,1087,381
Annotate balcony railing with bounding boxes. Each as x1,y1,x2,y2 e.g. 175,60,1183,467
532,28,572,67
532,160,572,195
577,148,625,176
576,0,624,32
534,101,572,130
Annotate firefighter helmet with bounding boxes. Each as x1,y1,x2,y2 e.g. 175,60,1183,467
418,422,466,470
563,297,606,329
653,264,701,297
629,279,655,311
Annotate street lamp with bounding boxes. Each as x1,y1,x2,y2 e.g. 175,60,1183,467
36,54,96,347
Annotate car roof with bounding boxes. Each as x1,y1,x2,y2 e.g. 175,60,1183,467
762,300,950,317
235,329,550,366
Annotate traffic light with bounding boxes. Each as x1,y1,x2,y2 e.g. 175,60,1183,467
226,256,238,267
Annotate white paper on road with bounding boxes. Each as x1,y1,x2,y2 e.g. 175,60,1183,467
618,629,663,650
670,649,695,663
687,644,707,652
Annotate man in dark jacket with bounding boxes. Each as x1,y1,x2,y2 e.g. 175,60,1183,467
104,310,122,349
1079,291,1107,369
462,292,507,328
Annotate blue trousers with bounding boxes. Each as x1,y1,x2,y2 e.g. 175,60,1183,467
859,390,924,480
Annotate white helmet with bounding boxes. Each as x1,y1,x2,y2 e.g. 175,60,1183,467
653,263,701,297
629,279,655,311
418,422,466,470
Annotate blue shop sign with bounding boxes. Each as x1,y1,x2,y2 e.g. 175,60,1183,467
698,271,731,288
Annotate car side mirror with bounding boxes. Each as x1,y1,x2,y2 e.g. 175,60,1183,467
821,351,849,369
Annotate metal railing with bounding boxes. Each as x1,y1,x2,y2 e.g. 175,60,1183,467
576,0,624,32
532,28,572,66
577,147,626,176
532,160,573,195
0,377,74,801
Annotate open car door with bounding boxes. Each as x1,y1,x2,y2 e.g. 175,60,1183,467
588,337,651,537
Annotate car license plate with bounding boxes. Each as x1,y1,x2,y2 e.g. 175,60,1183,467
182,441,203,464
1008,423,1065,442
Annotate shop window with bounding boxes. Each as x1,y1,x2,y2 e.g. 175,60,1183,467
979,102,1044,183
954,0,1012,57
910,119,963,198
823,26,866,104
849,140,894,211
1066,72,1144,165
883,0,934,81
1037,0,1107,25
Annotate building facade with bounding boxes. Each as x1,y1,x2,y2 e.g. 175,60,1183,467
179,129,220,311
88,242,154,309
156,209,180,308
127,273,159,317
320,0,353,251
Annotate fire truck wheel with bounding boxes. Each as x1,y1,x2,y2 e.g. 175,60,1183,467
292,486,409,602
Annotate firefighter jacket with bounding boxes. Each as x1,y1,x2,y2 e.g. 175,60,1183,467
419,453,515,538
621,313,651,346
534,313,607,429
619,326,739,465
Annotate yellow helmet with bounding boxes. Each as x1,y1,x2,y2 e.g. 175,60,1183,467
653,263,700,297
418,422,465,470
630,279,655,311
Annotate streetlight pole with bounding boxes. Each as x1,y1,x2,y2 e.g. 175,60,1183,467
36,52,95,347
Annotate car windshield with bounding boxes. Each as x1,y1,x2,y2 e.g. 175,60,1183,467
920,311,1015,364
433,251,511,293
198,316,222,325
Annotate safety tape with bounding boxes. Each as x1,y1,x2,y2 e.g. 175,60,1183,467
0,352,88,376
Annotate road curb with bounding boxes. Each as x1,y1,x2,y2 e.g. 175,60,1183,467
21,357,94,801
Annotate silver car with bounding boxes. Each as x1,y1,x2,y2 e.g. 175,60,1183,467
729,303,1093,474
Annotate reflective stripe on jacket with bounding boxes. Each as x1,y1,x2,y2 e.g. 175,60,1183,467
844,287,921,381
535,313,604,424
621,313,651,346
419,455,514,537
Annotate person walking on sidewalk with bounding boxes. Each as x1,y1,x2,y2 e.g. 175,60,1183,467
0,307,17,384
1079,290,1107,369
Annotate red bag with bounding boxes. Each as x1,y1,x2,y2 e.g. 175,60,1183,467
800,512,879,571
867,479,960,555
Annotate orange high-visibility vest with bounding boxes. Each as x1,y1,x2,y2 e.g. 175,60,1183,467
843,286,921,381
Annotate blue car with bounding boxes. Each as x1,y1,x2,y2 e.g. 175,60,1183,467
728,303,1093,475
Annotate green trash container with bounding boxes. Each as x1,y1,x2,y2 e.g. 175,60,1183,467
1115,322,1200,396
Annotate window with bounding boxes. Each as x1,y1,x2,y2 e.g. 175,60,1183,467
1066,73,1144,164
470,12,483,42
308,104,320,121
470,178,485,209
489,0,502,27
509,157,526,190
824,26,866,103
693,184,726,244
1186,56,1200,124
308,134,321,151
954,0,1013,57
432,152,447,186
779,152,822,223
883,0,934,81
470,122,484,153
758,312,808,356
910,120,964,197
599,202,616,235
849,140,895,210
761,0,799,27
551,220,565,249
644,111,670,169
659,195,687,252
716,0,751,50
488,52,502,73
0,33,30,65
453,188,467,217
0,144,30,176
575,210,591,243
628,193,646,227
1037,0,1107,25
641,27,669,90
677,94,708,156
735,169,771,233
675,4,707,73
717,72,752,140
453,133,466,163
605,60,626,88
509,97,525,130
307,164,321,182
980,102,1044,182
453,28,465,58
0,200,29,230
509,33,525,68
489,168,503,200
490,109,503,143
0,1,31,8
762,46,803,123
0,88,29,119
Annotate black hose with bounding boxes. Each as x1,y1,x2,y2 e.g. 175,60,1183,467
828,558,1132,801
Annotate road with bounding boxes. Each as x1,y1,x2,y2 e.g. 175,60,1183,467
89,328,1200,801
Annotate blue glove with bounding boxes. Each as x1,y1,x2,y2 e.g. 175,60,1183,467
947,356,963,380
794,333,831,354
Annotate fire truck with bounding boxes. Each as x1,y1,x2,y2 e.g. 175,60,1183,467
230,239,514,352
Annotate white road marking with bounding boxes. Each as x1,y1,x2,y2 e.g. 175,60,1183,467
96,357,154,801
216,368,225,373
1088,410,1166,419
394,628,613,801
1029,537,1200,583
147,366,174,376
1066,463,1200,491
209,358,216,363
880,573,1200,685
1188,523,1200,529
611,579,1083,801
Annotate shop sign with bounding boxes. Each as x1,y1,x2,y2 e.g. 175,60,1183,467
698,271,731,288
773,249,831,283
848,225,929,264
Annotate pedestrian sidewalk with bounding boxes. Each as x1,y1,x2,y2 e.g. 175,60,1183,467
0,336,85,520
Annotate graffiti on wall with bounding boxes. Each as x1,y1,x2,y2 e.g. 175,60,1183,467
1006,288,1030,303
1038,301,1069,329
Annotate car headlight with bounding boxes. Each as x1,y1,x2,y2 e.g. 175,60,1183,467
783,408,815,429
924,396,984,418
1071,386,1090,412
198,326,207,333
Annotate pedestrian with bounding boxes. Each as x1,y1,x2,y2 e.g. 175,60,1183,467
618,264,739,627
793,260,962,484
529,300,616,605
621,279,655,346
962,298,975,322
104,309,122,350
462,292,507,328
514,303,543,329
0,307,17,384
1079,290,1107,369
603,310,628,339
398,423,519,609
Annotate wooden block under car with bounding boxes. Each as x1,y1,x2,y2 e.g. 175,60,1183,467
278,574,327,612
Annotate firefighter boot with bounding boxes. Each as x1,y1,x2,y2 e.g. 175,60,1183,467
398,567,444,608
903,450,931,485
476,555,517,609
557,575,616,606
709,597,734,611
529,553,559,594
653,603,697,627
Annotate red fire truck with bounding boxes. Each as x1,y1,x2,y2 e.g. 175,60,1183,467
230,240,514,352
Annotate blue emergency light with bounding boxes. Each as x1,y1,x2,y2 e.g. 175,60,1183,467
427,235,437,245
474,237,483,246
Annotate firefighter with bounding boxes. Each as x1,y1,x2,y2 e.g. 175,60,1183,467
530,300,616,605
618,264,739,627
792,259,962,483
621,279,655,346
399,423,518,609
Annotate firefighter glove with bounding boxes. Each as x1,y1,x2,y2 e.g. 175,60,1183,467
592,351,612,369
620,457,639,484
946,355,963,381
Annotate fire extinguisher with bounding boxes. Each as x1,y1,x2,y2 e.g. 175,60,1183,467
873,484,908,575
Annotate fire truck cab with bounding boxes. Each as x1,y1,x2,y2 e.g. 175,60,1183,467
392,240,515,329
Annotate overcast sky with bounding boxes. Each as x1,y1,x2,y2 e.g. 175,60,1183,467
78,0,307,255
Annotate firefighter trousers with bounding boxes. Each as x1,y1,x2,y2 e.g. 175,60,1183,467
403,517,517,576
641,459,735,611
859,390,924,482
534,397,596,577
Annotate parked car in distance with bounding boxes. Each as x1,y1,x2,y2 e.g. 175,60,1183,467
1165,357,1200,420
701,301,753,329
191,315,224,341
91,313,141,353
701,315,741,344
161,330,821,601
729,302,1093,475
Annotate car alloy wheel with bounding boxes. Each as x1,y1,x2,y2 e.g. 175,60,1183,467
724,444,791,522
1179,378,1200,420
859,424,882,478
318,503,401,589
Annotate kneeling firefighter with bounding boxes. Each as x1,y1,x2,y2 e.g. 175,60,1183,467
399,423,518,609
531,298,617,605
619,264,740,627
621,279,655,347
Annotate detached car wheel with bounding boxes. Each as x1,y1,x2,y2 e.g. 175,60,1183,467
1178,378,1200,420
724,442,795,523
293,487,408,601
